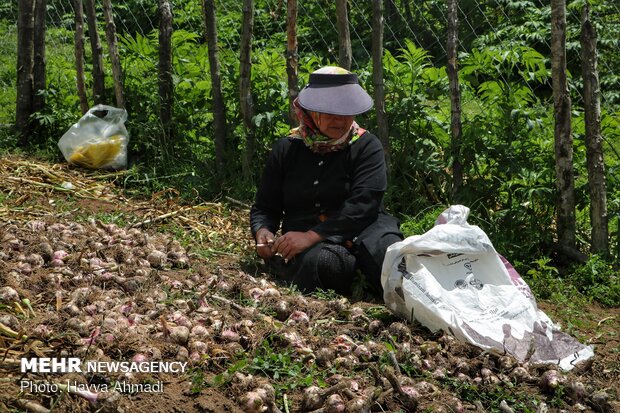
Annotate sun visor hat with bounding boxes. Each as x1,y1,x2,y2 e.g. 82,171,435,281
298,72,373,116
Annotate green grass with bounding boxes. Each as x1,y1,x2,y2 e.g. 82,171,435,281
311,288,343,301
0,191,10,204
210,336,325,395
248,340,317,390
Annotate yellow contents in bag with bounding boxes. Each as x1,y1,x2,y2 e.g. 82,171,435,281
69,135,123,168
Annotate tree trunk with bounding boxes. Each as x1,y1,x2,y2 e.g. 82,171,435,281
383,0,401,44
372,0,389,171
16,0,35,145
551,0,576,252
158,0,173,151
240,0,255,180
84,0,105,105
447,0,463,202
581,1,608,254
384,0,397,26
401,0,413,33
32,0,46,115
74,0,89,114
102,0,124,108
202,0,227,173
336,0,352,70
286,0,298,127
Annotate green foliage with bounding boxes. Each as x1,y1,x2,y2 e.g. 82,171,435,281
399,205,447,238
311,288,342,301
365,305,399,323
570,255,620,307
460,45,550,87
212,336,320,394
525,257,564,300
172,0,204,33
189,366,206,394
0,21,16,125
250,49,290,140
381,41,451,213
248,340,315,391
452,44,559,261
0,1,16,21
472,0,620,106
523,254,619,307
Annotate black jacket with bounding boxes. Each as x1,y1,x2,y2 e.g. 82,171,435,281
250,132,387,244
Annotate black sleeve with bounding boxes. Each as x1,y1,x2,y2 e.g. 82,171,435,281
249,139,287,237
311,134,387,243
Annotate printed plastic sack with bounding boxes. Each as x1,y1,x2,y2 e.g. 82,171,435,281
58,105,129,169
382,205,594,371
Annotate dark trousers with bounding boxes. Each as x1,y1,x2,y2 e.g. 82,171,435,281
266,213,403,295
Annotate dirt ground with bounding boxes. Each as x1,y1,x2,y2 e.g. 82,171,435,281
0,156,618,413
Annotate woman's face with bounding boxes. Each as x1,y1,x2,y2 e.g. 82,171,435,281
310,112,355,139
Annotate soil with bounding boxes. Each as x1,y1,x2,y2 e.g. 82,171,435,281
0,156,618,413
118,378,243,413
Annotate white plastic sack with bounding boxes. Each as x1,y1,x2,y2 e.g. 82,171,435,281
382,205,594,371
58,105,129,170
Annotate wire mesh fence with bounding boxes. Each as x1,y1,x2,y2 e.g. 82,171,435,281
2,0,618,122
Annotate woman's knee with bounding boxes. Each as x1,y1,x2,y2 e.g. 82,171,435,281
316,244,356,293
316,244,355,272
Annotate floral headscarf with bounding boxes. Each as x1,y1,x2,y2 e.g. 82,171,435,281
289,66,367,154
289,98,366,154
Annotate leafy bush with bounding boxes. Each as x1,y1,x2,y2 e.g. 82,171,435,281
380,41,451,214
399,205,447,238
570,255,620,307
524,257,572,300
523,254,619,306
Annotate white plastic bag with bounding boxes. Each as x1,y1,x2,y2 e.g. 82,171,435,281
382,205,594,371
58,105,129,170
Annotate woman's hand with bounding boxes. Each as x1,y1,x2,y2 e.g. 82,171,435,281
255,228,276,259
272,230,324,261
